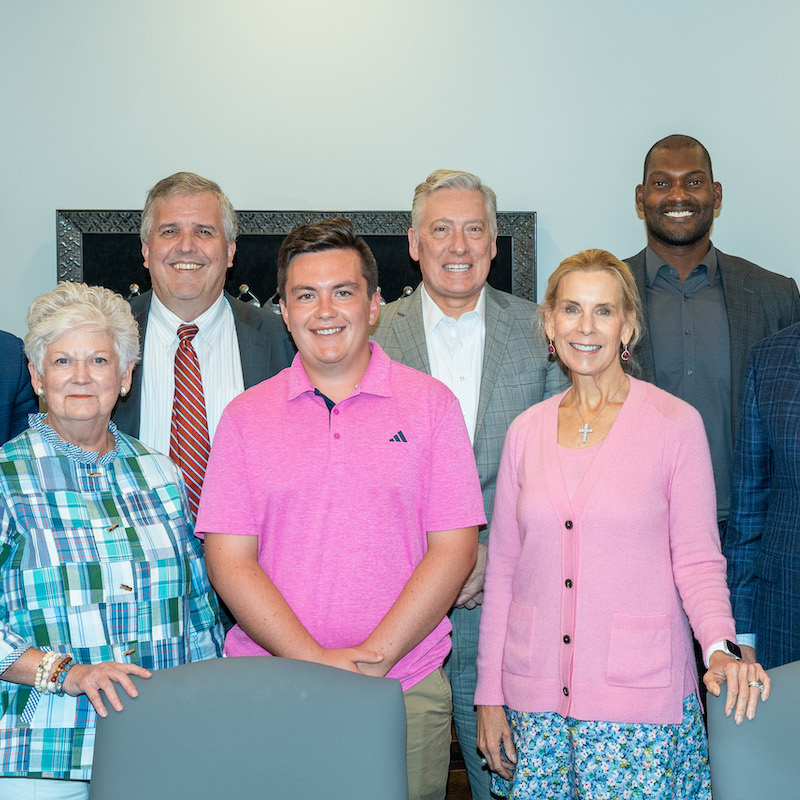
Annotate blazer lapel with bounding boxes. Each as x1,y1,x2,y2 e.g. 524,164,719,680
391,290,431,374
476,287,512,434
718,252,753,432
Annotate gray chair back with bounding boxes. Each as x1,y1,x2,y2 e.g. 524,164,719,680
707,658,800,799
89,656,408,799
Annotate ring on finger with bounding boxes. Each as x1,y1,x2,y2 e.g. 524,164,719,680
748,680,764,692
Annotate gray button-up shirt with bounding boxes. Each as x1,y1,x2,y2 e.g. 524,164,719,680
645,244,732,519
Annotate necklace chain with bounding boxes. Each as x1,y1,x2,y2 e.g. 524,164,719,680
573,377,627,444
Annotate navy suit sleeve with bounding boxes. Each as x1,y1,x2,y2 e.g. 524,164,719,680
724,351,771,636
0,333,37,445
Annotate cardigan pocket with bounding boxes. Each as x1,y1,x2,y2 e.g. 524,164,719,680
503,601,536,676
606,612,672,688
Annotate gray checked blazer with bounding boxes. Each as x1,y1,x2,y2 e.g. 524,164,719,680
626,248,800,440
371,283,568,543
113,290,295,438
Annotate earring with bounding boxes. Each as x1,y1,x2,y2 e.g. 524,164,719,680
621,344,631,362
547,339,556,356
120,386,128,397
37,387,44,397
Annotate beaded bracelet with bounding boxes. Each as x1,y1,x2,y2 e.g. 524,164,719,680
34,652,59,693
54,659,76,697
47,656,73,694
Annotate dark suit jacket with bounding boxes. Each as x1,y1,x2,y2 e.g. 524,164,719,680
371,284,568,543
724,322,800,668
113,291,294,437
0,330,38,445
626,248,800,440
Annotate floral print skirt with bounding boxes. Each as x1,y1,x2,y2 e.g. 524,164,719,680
491,694,710,799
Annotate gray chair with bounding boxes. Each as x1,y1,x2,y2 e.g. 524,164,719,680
89,656,408,799
707,658,800,800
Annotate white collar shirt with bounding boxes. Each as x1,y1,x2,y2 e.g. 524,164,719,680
139,292,244,455
421,284,486,445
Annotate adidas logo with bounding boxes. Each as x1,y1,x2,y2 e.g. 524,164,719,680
389,431,407,442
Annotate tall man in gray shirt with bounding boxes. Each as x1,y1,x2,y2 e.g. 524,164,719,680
626,134,800,533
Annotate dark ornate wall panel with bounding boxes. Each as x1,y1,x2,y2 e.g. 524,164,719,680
57,210,536,306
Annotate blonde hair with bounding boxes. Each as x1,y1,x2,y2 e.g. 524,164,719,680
540,249,643,367
25,282,140,374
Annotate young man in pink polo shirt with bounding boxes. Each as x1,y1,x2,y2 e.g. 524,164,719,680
196,217,484,800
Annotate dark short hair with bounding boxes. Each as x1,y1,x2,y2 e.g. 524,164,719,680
276,217,379,300
642,134,714,183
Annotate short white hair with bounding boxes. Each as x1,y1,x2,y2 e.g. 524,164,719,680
25,282,140,374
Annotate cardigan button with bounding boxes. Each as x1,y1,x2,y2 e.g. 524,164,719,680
563,635,571,644
565,579,573,588
565,520,573,530
563,686,569,696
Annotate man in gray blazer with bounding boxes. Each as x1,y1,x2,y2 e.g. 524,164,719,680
113,171,293,474
372,170,567,798
627,134,800,540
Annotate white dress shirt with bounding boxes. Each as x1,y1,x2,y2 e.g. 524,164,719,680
139,293,245,455
421,284,486,445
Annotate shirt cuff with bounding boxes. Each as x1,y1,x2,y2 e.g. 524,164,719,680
735,633,756,650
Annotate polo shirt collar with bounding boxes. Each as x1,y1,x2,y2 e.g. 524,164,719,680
286,340,393,402
644,243,719,287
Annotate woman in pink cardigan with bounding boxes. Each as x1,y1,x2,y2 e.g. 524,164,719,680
475,250,770,799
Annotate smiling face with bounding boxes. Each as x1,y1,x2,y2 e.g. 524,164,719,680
409,187,497,317
280,248,381,386
142,191,236,322
30,325,133,443
636,146,722,250
545,270,634,380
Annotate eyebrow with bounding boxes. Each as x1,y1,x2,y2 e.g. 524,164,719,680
649,169,707,179
156,221,218,231
290,281,361,293
429,217,486,226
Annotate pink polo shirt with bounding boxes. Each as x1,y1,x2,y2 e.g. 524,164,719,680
196,342,486,690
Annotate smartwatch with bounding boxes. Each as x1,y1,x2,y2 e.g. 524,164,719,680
721,639,742,661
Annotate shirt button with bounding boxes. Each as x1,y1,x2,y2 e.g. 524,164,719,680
458,341,464,349
459,376,465,381
683,293,690,300
565,520,573,530
565,579,573,588
563,635,571,644
687,369,694,376
563,687,569,696
333,409,340,416
334,433,340,440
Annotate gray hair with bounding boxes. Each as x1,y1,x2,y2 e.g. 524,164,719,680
140,171,238,243
25,282,141,375
411,169,498,236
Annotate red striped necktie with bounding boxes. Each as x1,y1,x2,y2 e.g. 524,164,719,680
169,324,210,519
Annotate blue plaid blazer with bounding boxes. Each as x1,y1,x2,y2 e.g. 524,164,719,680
725,322,800,668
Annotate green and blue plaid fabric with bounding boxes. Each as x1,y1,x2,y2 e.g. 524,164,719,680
0,415,223,779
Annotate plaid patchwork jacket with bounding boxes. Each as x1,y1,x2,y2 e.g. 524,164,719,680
0,415,224,779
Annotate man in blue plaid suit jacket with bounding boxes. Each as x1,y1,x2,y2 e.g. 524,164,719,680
725,322,800,669
372,169,567,799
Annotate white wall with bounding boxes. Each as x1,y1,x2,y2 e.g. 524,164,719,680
2,0,798,336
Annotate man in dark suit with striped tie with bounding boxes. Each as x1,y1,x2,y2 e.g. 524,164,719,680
113,172,293,517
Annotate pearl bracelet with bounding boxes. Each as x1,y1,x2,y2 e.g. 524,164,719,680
34,652,59,693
